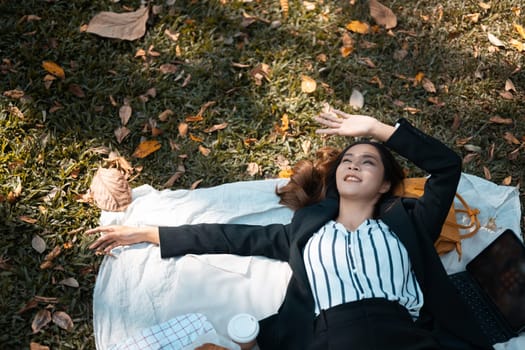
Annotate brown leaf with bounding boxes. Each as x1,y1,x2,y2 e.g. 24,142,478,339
196,101,216,117
250,63,271,85
186,115,204,122
178,122,188,137
509,39,524,52
503,132,521,145
422,78,436,93
52,311,74,331
58,277,79,288
346,20,370,34
203,122,228,133
489,116,513,125
502,176,512,186
514,23,525,40
86,6,149,41
359,57,376,68
462,153,478,164
114,126,131,144
483,166,491,180
499,91,513,100
190,179,203,190
488,33,505,47
42,61,65,79
90,168,132,212
158,109,174,122
478,2,491,10
119,105,132,125
30,341,50,350
464,13,480,23
20,215,37,224
163,164,185,188
68,84,85,98
369,0,397,29
159,63,178,74
32,309,52,333
32,235,46,253
505,79,516,92
164,29,180,41
301,75,317,93
3,89,25,99
132,140,161,158
189,133,203,142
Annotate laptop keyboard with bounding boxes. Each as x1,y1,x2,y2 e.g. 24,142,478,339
449,273,511,344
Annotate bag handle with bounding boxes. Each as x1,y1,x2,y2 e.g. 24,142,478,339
447,193,480,238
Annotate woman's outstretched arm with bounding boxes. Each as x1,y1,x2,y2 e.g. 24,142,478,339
87,225,160,253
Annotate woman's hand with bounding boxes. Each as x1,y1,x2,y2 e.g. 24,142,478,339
314,107,395,142
86,225,160,254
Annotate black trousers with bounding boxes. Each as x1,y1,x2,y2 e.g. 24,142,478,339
310,298,440,350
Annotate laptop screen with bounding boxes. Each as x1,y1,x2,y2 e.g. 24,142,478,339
467,229,525,332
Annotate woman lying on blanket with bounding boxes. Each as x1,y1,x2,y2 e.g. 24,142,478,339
88,110,492,350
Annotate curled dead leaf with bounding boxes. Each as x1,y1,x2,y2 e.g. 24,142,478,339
198,145,211,156
89,168,132,211
203,122,228,133
369,0,397,29
30,342,49,350
499,91,513,100
68,84,85,98
164,29,180,41
86,6,149,41
464,144,482,153
505,79,516,92
132,140,161,158
509,39,524,52
3,89,25,99
514,23,525,40
503,132,521,145
502,176,512,186
250,63,271,85
301,75,317,93
483,166,491,180
32,309,52,333
421,78,436,93
159,63,178,74
52,311,74,331
246,162,260,176
158,109,174,122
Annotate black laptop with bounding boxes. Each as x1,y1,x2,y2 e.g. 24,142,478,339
449,229,525,344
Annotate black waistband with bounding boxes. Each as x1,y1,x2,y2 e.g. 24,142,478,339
314,298,412,331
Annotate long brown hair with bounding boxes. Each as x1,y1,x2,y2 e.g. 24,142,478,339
276,141,405,211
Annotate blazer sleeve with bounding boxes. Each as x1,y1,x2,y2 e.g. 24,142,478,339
385,118,462,242
158,223,292,261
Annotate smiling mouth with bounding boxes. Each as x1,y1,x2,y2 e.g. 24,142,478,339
344,175,361,182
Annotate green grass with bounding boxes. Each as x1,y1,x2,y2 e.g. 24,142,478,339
1,0,524,348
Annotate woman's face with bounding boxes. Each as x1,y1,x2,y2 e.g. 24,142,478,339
335,144,391,201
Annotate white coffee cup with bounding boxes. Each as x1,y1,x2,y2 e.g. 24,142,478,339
227,313,259,350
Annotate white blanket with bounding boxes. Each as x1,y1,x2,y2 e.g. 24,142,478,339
93,174,523,350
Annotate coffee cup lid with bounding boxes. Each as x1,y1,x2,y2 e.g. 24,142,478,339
227,313,259,343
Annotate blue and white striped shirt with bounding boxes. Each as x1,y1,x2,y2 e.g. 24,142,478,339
303,219,424,318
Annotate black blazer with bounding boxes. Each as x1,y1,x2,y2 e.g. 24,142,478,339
159,119,493,350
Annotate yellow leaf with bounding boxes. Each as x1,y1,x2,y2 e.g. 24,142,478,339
346,20,370,34
189,133,203,142
42,61,65,79
340,46,353,57
301,75,317,93
198,145,211,156
278,168,293,178
502,176,512,186
513,23,525,40
280,113,290,132
132,140,161,158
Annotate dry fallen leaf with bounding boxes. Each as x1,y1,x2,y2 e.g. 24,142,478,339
502,176,512,186
489,116,513,125
159,63,178,74
58,277,79,288
164,29,180,41
132,140,161,158
514,23,525,40
483,166,491,180
89,168,132,212
478,2,491,10
114,126,131,144
503,132,521,145
349,89,364,110
250,63,271,85
32,309,52,333
30,342,49,350
280,0,289,19
505,79,516,92
86,6,149,41
246,162,260,176
422,78,436,93
198,145,211,156
203,122,228,133
509,39,524,52
301,75,317,93
346,20,370,34
3,89,25,99
42,61,65,79
119,104,132,125
487,33,505,47
52,311,74,331
178,122,188,137
499,91,513,100
369,0,397,29
32,235,46,254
